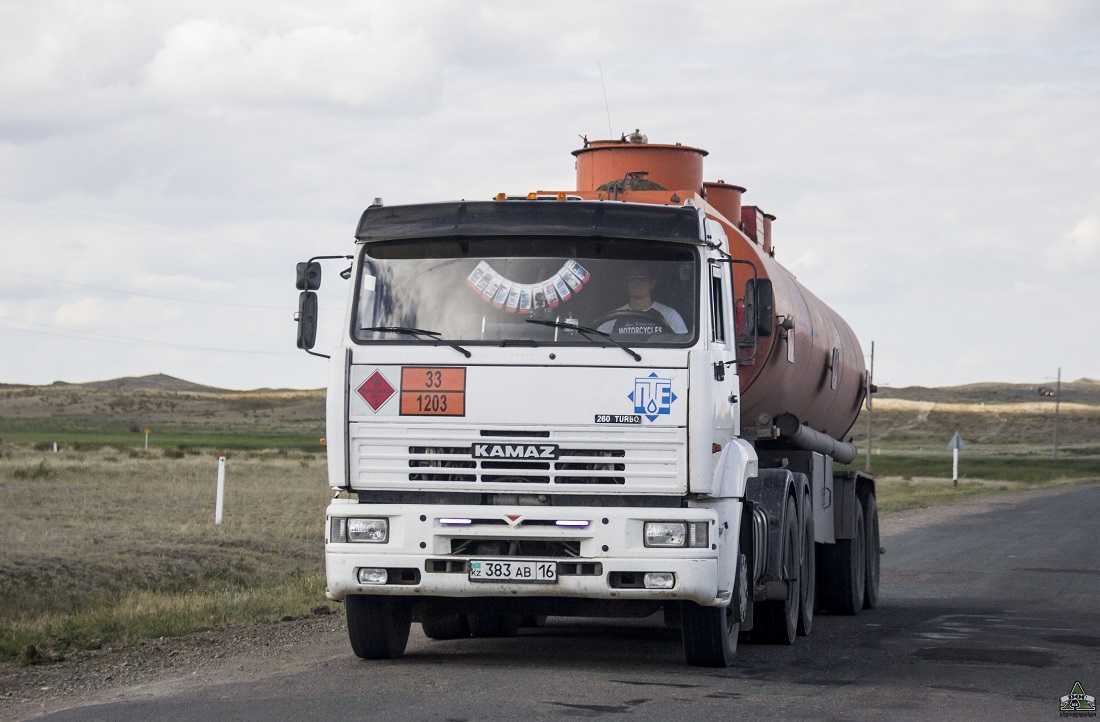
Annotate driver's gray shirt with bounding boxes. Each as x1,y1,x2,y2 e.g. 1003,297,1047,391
597,302,688,334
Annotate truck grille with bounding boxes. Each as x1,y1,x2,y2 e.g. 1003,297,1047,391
408,446,626,484
349,425,684,492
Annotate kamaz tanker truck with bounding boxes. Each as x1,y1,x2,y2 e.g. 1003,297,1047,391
294,132,879,667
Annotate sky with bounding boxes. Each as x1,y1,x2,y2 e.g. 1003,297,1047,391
1,0,1097,391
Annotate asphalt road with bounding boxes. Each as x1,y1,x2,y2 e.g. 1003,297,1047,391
30,484,1100,721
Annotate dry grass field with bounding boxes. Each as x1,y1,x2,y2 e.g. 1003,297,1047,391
0,443,334,663
0,375,324,441
850,383,1100,457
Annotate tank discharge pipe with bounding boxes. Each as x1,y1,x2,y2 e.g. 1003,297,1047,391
775,413,858,464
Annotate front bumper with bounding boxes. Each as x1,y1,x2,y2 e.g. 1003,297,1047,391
325,501,730,607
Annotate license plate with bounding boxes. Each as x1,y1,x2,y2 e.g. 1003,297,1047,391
468,559,558,584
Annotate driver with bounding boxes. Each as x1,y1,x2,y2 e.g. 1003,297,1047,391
597,268,687,335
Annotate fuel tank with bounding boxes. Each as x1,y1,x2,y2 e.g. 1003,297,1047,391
736,247,867,440
570,134,867,440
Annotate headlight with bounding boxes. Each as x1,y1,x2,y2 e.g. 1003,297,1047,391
347,518,389,543
644,521,709,548
645,522,686,547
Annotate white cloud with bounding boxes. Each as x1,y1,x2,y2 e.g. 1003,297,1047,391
787,249,821,275
1047,216,1100,271
143,17,444,110
711,0,1100,49
53,297,110,327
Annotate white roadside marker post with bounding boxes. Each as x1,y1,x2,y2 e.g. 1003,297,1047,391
947,431,966,487
215,454,227,524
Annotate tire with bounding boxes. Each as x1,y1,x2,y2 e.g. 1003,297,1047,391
682,553,745,667
755,497,800,644
820,500,866,615
798,491,816,637
467,612,521,637
861,492,880,610
422,613,471,640
346,595,412,659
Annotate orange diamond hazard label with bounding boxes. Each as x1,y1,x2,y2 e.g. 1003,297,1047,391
357,371,396,412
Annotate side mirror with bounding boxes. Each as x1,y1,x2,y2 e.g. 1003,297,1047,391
296,261,321,291
745,278,774,337
296,291,319,349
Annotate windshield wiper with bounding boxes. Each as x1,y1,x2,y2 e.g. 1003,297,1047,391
525,319,641,362
360,326,472,358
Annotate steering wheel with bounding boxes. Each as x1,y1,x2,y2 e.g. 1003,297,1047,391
592,310,674,335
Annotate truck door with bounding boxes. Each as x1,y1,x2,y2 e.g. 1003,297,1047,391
708,254,738,443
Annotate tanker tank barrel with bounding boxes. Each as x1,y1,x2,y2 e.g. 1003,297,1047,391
775,413,858,464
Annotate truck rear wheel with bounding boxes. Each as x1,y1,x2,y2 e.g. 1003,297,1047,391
346,595,412,659
755,497,800,644
798,491,815,636
682,553,744,667
861,492,880,609
820,501,866,615
422,613,471,640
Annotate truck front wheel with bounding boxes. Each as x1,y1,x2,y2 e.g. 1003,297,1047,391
682,553,745,667
346,595,412,659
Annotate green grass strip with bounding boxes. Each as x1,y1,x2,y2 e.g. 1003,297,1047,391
845,454,1099,483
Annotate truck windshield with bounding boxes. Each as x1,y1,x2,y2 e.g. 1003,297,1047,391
352,236,698,346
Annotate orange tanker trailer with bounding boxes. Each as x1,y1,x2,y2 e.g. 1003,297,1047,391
568,132,867,448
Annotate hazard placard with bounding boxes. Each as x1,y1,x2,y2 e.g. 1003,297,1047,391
400,367,466,416
357,370,396,412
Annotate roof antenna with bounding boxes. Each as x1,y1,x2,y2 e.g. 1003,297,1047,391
598,61,613,138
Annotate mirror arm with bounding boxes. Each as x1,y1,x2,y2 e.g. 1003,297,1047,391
297,255,354,290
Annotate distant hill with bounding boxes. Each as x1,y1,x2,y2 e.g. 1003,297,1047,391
0,375,325,435
39,374,320,394
877,379,1100,406
49,374,232,394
